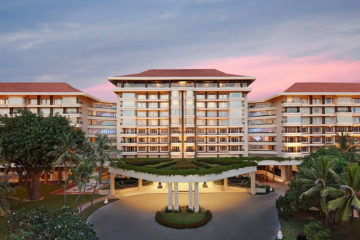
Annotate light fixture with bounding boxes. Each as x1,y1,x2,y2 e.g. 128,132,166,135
158,182,163,189
202,182,208,188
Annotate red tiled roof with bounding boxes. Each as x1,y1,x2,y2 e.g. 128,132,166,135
284,82,360,93
0,82,82,92
116,69,249,78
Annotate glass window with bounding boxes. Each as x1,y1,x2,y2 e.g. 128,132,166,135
219,102,228,108
171,100,180,107
196,94,205,99
300,107,310,114
219,120,228,126
196,102,205,108
137,94,146,100
137,120,147,126
137,111,146,117
54,98,62,104
325,107,335,113
41,98,50,105
207,120,217,126
29,99,37,105
196,119,206,125
230,118,242,125
123,100,136,107
219,111,228,117
207,94,216,99
137,102,146,108
197,111,206,117
185,118,194,124
149,102,158,108
171,109,180,116
229,92,242,98
313,107,322,114
160,102,169,108
186,99,194,106
148,111,158,117
207,111,217,117
123,93,135,98
148,120,158,126
219,94,228,99
186,91,194,98
160,94,169,100
230,110,242,117
287,116,301,123
159,111,169,117
207,102,217,108
40,108,50,116
185,109,194,115
171,91,179,98
123,110,136,116
230,100,242,108
149,94,158,100
325,98,333,104
160,119,169,125
124,119,136,125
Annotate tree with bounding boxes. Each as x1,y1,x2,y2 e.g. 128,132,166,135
0,182,18,216
90,134,114,206
70,159,94,211
50,132,81,204
297,156,337,217
0,111,85,200
6,206,98,240
336,132,359,155
322,163,360,226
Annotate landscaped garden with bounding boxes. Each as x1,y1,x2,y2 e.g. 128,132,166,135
276,134,360,240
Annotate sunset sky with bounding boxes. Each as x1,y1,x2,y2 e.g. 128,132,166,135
1,0,360,101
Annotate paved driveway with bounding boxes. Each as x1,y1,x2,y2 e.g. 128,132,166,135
88,191,281,240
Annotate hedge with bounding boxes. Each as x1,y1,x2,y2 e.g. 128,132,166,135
155,210,212,229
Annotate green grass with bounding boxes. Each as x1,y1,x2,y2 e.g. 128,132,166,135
160,211,206,225
170,159,199,170
0,184,102,238
79,199,118,221
280,217,311,240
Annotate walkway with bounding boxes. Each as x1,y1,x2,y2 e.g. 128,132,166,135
88,191,281,240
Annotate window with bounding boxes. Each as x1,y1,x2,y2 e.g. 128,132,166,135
149,129,158,134
148,111,158,117
300,107,310,114
186,99,194,106
186,91,194,98
337,97,351,103
54,98,62,104
219,120,228,126
138,129,146,135
149,102,158,108
197,146,205,152
138,146,146,152
160,102,169,108
185,108,194,115
171,91,179,98
137,102,146,108
54,108,63,114
207,120,217,126
172,118,181,124
149,94,158,100
197,111,206,117
137,94,146,100
159,111,169,117
138,138,146,143
137,120,146,126
196,94,205,99
196,119,206,125
186,146,194,152
325,107,335,113
137,111,146,117
41,98,50,105
352,107,360,113
160,119,169,125
286,116,301,123
40,108,50,116
123,110,135,116
150,146,158,152
123,93,135,98
337,116,352,123
219,111,228,117
325,98,333,104
229,92,242,98
185,118,194,124
161,146,169,152
196,102,205,108
207,94,216,99
312,117,322,124
313,107,322,114
197,137,205,143
171,109,180,116
220,137,227,143
229,100,242,108
301,117,310,124
219,102,228,108
208,146,216,152
207,111,217,117
312,98,321,104
148,120,158,126
171,100,179,107
160,137,169,143
287,107,297,113
219,94,228,99
219,128,227,134
207,102,217,108
171,146,180,152
149,138,158,143
230,119,242,125
29,99,37,105
160,94,169,100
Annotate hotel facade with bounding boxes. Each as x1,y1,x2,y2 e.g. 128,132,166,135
1,70,360,183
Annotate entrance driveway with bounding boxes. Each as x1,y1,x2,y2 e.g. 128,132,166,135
88,191,281,240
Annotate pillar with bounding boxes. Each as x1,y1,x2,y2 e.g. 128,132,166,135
224,178,228,191
280,166,286,182
174,182,179,211
188,182,193,210
250,172,256,195
194,182,199,212
138,178,143,189
110,173,115,196
168,182,173,210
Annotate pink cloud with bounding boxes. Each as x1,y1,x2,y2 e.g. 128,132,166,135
190,54,360,100
83,54,360,101
83,81,117,102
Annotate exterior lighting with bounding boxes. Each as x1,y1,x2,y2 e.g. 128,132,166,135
277,230,283,239
158,182,163,189
179,81,187,86
104,198,109,204
202,182,208,188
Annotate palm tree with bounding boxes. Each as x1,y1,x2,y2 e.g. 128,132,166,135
322,163,360,227
297,156,337,217
89,134,113,206
70,160,94,212
50,132,80,204
0,182,19,216
336,132,358,155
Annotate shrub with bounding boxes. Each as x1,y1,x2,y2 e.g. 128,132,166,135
155,210,212,229
303,221,332,240
171,159,199,170
6,206,98,240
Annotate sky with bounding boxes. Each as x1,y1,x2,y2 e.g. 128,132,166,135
1,0,360,101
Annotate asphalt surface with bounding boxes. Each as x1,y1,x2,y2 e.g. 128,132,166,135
88,191,281,240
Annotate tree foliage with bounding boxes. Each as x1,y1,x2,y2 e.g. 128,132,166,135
6,206,98,240
0,111,85,200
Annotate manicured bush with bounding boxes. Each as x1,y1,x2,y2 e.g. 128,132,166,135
6,206,98,240
303,221,332,240
155,209,212,229
122,158,173,166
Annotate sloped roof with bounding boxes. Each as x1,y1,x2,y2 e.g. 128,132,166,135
0,82,82,92
116,69,249,78
284,82,360,93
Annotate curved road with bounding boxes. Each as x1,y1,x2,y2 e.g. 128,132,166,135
88,191,281,240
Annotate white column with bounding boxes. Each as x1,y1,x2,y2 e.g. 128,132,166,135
174,182,179,211
194,182,199,212
243,94,249,157
224,178,228,191
280,166,286,182
110,173,115,196
188,182,193,210
138,178,143,189
168,182,173,210
250,172,256,195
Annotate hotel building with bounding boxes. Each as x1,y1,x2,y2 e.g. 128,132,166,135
0,82,116,182
108,69,255,159
248,82,360,158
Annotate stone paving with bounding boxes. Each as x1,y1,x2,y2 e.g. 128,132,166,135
88,190,282,240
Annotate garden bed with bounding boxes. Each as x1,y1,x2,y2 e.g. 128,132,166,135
155,206,212,229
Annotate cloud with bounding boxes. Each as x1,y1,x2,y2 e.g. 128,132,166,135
82,81,117,102
82,54,360,102
190,54,360,100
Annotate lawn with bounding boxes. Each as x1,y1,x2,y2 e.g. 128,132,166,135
79,198,118,221
0,184,102,238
